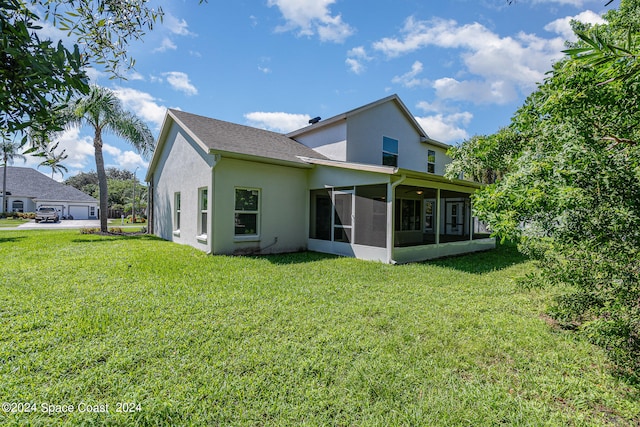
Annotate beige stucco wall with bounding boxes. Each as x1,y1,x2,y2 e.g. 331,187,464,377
293,122,347,161
212,158,309,255
151,121,215,252
346,102,451,175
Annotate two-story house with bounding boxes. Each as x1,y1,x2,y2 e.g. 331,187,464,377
146,94,494,263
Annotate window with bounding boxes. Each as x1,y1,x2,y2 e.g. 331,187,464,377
235,188,260,237
198,188,207,237
12,200,24,212
174,192,181,232
90,206,96,217
382,136,398,167
427,150,436,174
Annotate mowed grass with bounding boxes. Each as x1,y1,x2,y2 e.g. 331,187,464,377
0,218,29,228
0,231,638,426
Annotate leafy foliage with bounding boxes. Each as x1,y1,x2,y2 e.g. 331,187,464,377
0,0,88,140
65,169,146,216
447,0,640,377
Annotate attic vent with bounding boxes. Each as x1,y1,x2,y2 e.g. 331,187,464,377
308,116,321,124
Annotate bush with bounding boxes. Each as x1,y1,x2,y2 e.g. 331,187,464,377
80,227,101,234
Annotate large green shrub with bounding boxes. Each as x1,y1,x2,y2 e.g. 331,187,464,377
446,1,640,378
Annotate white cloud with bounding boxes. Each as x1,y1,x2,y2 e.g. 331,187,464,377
244,112,311,133
346,46,372,74
375,16,567,104
544,10,605,41
47,128,95,170
415,112,473,144
267,0,354,43
112,87,168,129
164,13,195,36
103,144,149,170
433,77,518,105
392,61,430,88
162,72,198,96
532,0,585,6
258,66,272,74
34,21,68,44
84,67,106,83
127,71,145,81
154,37,177,53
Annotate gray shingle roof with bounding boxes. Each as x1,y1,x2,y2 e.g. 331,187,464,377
0,167,97,202
169,109,327,165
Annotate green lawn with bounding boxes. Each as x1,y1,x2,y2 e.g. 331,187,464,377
0,231,638,426
0,218,29,228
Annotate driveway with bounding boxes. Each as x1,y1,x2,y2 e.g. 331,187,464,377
16,219,101,230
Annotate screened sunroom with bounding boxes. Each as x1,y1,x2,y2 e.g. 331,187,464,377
307,170,494,264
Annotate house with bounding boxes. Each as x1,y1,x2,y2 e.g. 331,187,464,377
146,95,494,263
0,167,99,219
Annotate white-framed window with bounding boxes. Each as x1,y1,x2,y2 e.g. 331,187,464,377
382,136,398,167
427,150,436,174
198,188,208,237
90,206,96,217
174,192,181,233
235,188,260,237
12,200,24,212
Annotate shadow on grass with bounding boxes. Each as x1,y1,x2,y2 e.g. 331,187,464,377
427,241,529,274
256,251,342,265
0,236,25,244
71,234,163,244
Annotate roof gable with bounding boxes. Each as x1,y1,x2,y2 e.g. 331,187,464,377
147,110,327,179
286,94,449,149
0,167,97,202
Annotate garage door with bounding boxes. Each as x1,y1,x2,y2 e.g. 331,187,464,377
69,205,89,220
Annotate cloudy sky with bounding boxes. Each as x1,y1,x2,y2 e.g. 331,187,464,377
26,0,609,181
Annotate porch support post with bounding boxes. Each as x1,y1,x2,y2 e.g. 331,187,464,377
386,175,406,264
435,188,441,245
469,198,474,241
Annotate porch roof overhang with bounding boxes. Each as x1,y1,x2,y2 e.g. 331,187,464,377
297,156,483,191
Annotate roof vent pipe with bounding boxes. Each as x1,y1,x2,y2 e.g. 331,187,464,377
308,116,321,124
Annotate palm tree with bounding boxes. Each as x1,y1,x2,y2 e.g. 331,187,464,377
37,142,69,179
67,86,155,231
1,139,27,213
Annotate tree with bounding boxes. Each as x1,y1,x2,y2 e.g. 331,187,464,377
67,85,154,232
1,0,88,141
35,142,69,179
446,0,640,378
1,139,26,213
2,0,166,159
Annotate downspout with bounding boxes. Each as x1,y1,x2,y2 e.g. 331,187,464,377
386,174,406,264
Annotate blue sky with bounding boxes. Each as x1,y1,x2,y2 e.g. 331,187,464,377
28,0,609,181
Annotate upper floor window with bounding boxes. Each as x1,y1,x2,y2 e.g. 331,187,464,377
382,137,398,167
427,150,436,174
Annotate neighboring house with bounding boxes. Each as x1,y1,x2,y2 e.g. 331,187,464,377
0,167,98,219
146,94,494,263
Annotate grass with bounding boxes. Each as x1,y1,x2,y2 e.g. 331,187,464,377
0,218,29,228
0,230,638,426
